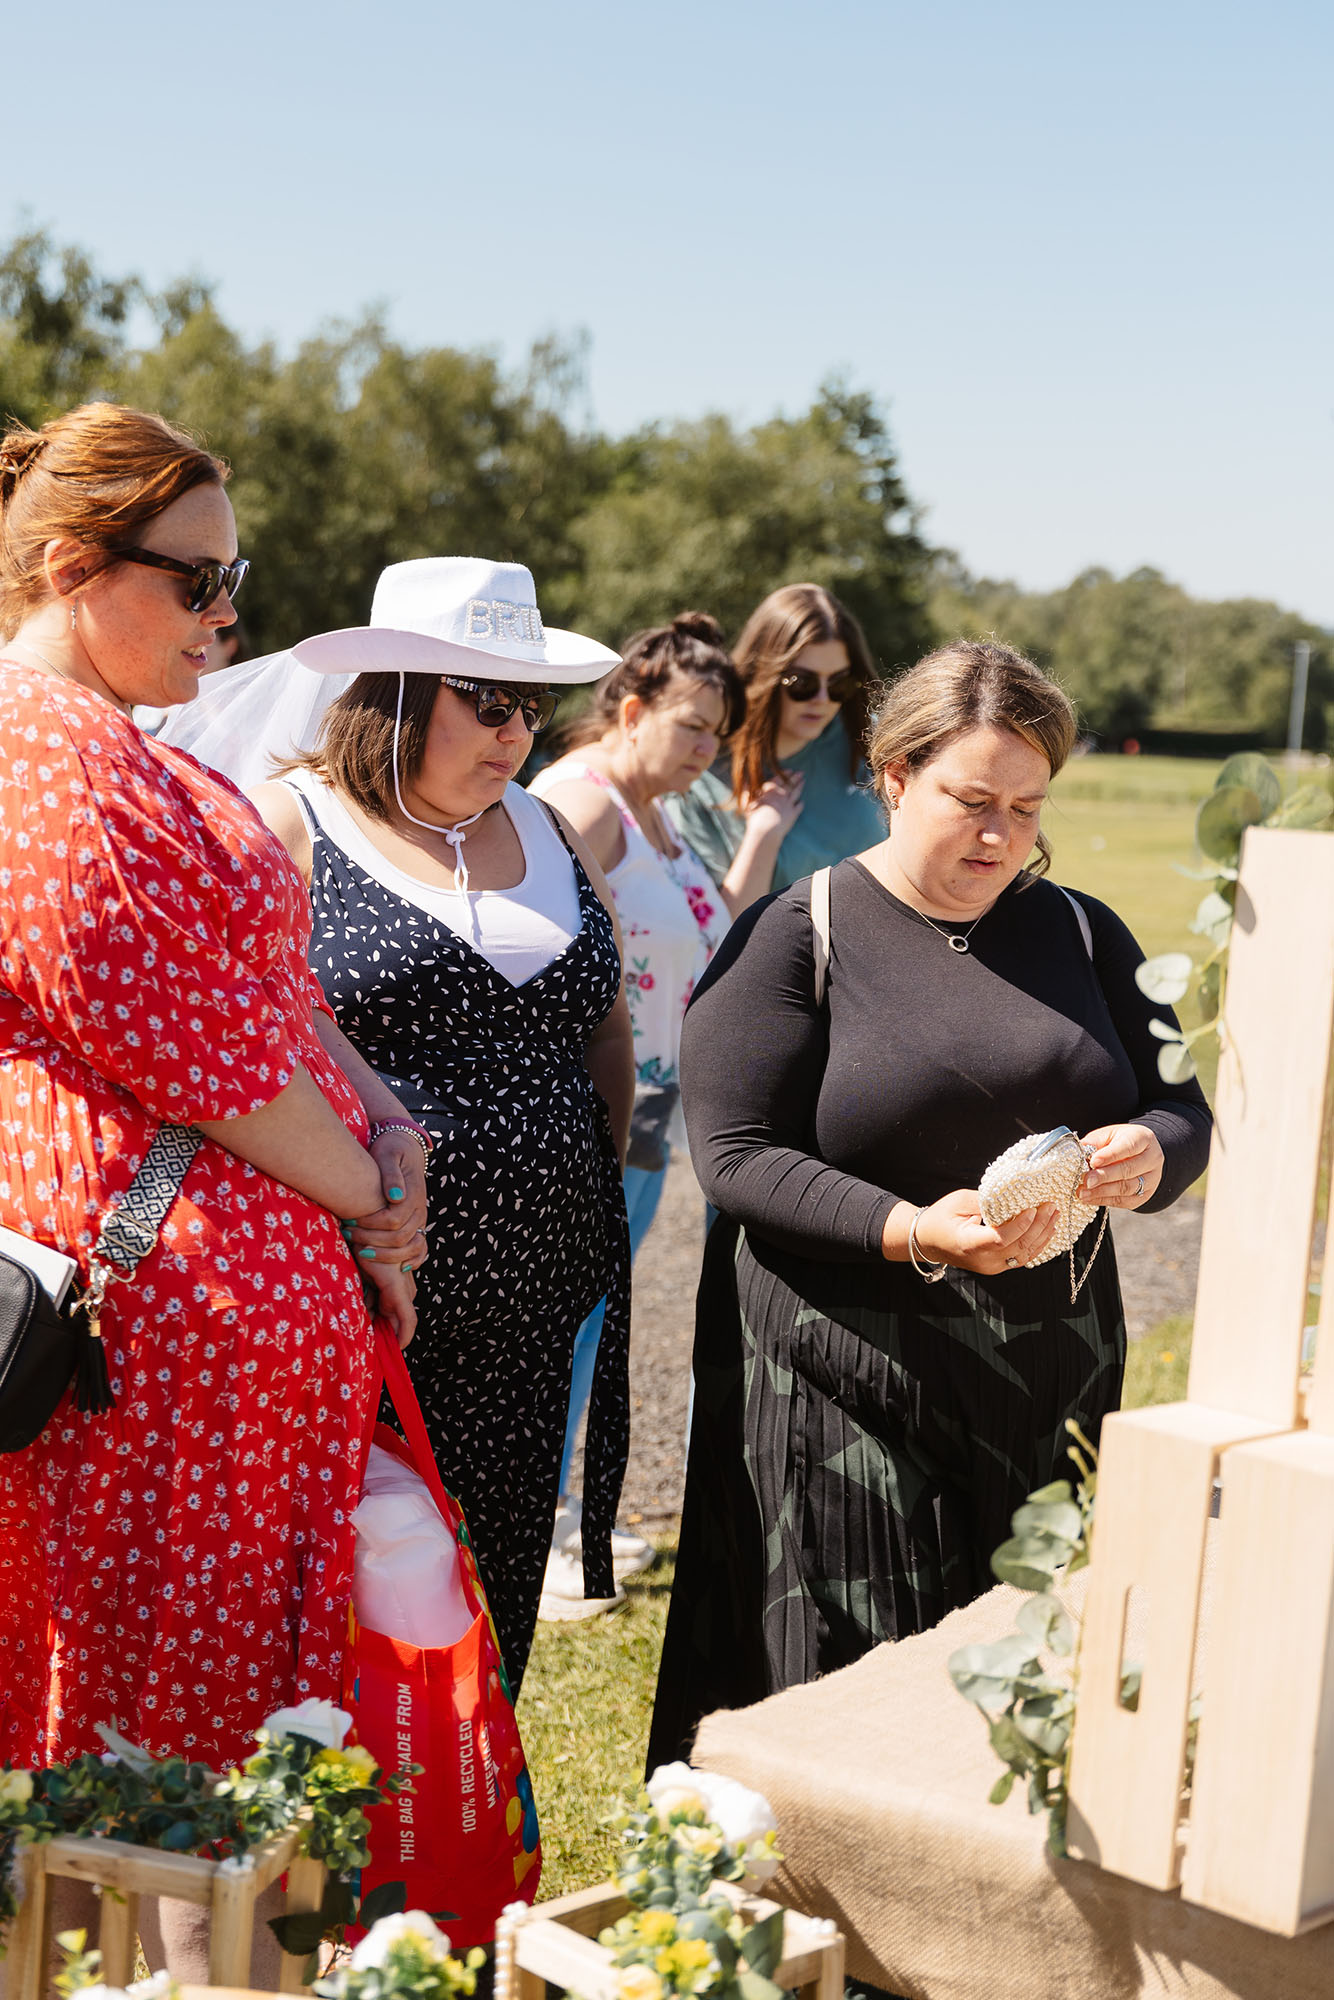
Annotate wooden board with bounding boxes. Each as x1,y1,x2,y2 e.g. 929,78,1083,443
1187,827,1334,1426
1180,1429,1334,1933
1066,1402,1280,1887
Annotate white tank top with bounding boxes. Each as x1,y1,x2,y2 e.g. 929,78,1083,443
285,770,583,987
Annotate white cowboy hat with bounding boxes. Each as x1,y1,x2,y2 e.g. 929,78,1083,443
291,557,618,686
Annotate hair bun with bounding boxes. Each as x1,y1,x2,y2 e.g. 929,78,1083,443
671,609,725,645
0,429,47,505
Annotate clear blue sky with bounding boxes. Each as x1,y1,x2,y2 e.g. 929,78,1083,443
6,1,1331,621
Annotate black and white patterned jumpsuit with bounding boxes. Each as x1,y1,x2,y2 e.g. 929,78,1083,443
291,784,630,1693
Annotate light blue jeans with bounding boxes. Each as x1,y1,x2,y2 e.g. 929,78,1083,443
559,1164,667,1495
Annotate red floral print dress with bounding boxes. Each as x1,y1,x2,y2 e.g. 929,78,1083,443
0,667,378,1770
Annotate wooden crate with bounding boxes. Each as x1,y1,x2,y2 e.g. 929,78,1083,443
1066,826,1334,1934
494,1880,844,2000
7,1825,325,1998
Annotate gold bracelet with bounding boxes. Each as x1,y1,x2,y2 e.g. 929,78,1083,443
908,1205,949,1283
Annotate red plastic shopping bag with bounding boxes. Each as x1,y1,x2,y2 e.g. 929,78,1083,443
345,1331,541,1945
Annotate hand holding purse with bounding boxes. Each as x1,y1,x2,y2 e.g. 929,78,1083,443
977,1125,1110,1304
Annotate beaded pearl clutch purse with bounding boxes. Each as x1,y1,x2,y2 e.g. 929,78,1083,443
977,1126,1109,1302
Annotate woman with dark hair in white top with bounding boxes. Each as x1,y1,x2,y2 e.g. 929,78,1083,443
176,558,636,1692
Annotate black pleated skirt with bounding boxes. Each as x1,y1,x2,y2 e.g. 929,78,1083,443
647,1216,1124,1769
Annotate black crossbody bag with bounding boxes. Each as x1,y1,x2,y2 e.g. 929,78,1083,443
0,1124,202,1452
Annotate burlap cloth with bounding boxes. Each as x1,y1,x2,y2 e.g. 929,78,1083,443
693,1545,1334,1998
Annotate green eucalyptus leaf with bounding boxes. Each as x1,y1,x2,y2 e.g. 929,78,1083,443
357,1880,407,1927
989,1769,1017,1805
269,1911,328,1958
1157,1039,1198,1084
1016,1592,1075,1657
1148,1019,1185,1043
1196,785,1264,865
1012,1499,1083,1545
988,1714,1037,1772
1015,1710,1072,1759
1198,958,1221,1022
739,1909,785,1980
1271,783,1334,831
735,1970,786,2000
990,1536,1062,1591
949,1633,1041,1704
1190,889,1234,949
1215,753,1280,816
1134,952,1193,1004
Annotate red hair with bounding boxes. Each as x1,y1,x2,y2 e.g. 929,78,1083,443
0,402,227,641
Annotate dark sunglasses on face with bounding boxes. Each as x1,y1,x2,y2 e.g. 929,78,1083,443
441,676,561,734
779,666,861,704
114,546,250,614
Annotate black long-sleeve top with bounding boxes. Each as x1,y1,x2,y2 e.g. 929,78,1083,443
681,861,1212,1266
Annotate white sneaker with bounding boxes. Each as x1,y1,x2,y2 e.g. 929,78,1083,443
552,1497,655,1580
536,1546,625,1622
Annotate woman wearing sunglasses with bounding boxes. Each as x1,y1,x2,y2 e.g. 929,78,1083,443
667,583,884,913
0,406,421,1803
224,559,638,1692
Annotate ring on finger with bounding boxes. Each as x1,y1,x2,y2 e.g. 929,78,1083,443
1005,1255,1020,1269
1133,1174,1145,1197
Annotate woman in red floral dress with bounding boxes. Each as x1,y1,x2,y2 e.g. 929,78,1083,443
0,404,424,1770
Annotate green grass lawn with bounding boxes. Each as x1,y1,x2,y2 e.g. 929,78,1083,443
518,1549,675,1900
520,755,1228,1902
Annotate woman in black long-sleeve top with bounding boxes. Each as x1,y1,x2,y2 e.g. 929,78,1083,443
648,639,1211,1765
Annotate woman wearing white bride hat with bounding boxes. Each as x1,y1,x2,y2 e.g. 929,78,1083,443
162,557,635,1689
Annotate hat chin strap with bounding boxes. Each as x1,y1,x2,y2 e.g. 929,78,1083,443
392,671,489,935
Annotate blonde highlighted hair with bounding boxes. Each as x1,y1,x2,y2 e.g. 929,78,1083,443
866,639,1078,877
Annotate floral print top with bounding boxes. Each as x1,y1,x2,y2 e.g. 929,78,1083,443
528,760,729,1099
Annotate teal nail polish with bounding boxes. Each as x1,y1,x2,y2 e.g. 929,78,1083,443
401,1262,413,1273
358,1247,377,1261
388,1187,405,1201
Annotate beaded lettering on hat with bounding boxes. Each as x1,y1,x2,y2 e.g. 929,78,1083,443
464,598,545,646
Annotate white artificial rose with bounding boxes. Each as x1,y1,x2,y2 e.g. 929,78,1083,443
618,1969,664,2000
690,1770,778,1849
645,1763,708,1818
0,1769,34,1805
260,1698,352,1750
348,1911,452,1971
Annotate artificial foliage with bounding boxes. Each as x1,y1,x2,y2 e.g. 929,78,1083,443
1135,752,1332,1083
0,1716,418,1964
597,1791,786,2000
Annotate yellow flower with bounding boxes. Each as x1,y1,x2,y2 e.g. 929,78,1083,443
671,1825,722,1862
655,1939,717,1993
618,1968,664,2000
636,1911,678,1946
0,1770,33,1806
652,1786,706,1819
312,1744,378,1782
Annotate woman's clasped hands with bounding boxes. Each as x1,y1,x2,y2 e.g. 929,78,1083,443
342,1133,431,1347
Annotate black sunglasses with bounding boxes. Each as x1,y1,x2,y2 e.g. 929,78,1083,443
114,546,250,615
441,676,561,735
779,666,861,703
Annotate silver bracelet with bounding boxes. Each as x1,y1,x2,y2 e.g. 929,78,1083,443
368,1118,433,1165
908,1205,949,1283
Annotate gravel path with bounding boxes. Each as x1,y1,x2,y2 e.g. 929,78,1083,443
577,1154,1205,1532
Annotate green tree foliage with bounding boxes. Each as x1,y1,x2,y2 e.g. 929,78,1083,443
932,560,1332,747
568,380,933,670
0,231,930,666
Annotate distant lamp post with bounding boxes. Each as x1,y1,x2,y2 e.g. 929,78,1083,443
1287,639,1311,770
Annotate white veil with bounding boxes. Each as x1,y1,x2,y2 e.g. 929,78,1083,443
156,651,353,789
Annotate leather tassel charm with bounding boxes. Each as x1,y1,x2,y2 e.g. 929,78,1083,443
74,1298,117,1416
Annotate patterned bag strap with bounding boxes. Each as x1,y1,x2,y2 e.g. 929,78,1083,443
92,1123,203,1275
809,866,832,1007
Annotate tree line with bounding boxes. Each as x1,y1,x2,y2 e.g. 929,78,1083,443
2,228,1326,750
